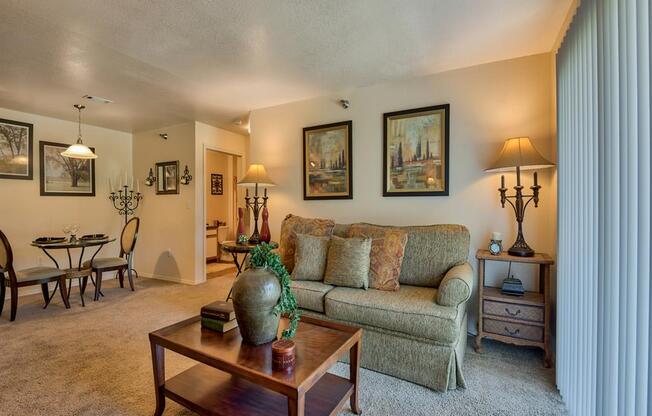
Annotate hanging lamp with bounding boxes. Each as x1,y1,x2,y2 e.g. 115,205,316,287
61,104,98,159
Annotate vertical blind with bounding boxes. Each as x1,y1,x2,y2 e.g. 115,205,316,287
557,0,650,415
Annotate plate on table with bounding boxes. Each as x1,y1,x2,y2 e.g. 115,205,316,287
81,234,108,241
34,237,66,244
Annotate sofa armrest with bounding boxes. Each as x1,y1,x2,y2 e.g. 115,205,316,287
436,262,473,307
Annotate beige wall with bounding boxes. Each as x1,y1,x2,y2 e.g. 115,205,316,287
132,122,196,284
0,107,132,295
249,53,556,333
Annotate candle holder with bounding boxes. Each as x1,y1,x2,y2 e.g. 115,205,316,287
498,168,541,257
109,185,143,225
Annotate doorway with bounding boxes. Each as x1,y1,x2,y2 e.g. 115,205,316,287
204,149,243,279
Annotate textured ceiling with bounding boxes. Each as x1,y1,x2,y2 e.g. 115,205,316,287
0,0,572,133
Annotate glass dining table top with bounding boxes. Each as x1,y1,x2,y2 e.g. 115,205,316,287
31,237,116,249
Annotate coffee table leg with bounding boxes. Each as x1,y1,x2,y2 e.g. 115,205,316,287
350,339,361,414
288,394,305,416
151,342,166,416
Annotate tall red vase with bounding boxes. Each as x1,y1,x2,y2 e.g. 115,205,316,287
260,207,271,243
237,207,248,244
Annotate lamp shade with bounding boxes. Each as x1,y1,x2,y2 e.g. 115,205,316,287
60,141,98,160
238,164,275,187
485,137,554,172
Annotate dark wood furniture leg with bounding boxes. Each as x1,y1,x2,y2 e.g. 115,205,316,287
59,276,71,309
350,339,361,414
288,395,305,416
40,283,50,305
127,267,135,291
474,258,485,352
9,284,17,321
94,271,103,301
118,269,124,288
226,252,248,301
151,342,166,416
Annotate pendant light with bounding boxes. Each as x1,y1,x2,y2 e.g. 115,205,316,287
61,104,98,159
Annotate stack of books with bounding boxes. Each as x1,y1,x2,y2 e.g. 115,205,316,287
200,300,238,333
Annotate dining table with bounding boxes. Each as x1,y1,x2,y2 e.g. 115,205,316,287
31,236,115,307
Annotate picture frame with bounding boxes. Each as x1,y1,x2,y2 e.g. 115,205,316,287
383,104,450,197
39,141,95,196
211,173,223,195
156,160,179,195
0,118,34,180
303,120,353,200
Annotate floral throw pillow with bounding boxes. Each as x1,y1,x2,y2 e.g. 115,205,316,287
279,214,335,273
348,224,408,291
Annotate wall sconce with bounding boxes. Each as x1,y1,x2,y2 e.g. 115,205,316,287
144,168,156,186
180,165,193,185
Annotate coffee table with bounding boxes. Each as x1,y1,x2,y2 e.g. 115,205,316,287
149,315,362,416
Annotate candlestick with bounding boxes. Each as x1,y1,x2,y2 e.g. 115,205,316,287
109,182,143,225
264,188,267,197
246,189,249,198
109,178,113,193
534,171,538,186
500,175,505,188
136,179,140,193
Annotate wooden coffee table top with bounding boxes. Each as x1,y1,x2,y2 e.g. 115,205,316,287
150,315,361,395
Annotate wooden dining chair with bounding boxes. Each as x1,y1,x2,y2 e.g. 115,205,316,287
84,217,140,301
0,229,70,321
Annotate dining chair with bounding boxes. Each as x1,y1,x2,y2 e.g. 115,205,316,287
0,229,70,321
84,217,140,301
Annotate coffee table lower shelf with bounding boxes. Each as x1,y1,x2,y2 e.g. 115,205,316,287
164,364,354,416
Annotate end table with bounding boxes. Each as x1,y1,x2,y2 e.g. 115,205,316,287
475,249,554,367
220,240,279,301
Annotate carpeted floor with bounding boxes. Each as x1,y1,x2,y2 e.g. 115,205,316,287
0,273,567,415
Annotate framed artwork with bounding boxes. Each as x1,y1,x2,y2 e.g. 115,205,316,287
0,118,33,180
383,104,450,196
156,160,179,195
39,141,95,196
211,173,223,195
303,120,352,200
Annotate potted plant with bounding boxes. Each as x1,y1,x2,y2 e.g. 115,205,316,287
231,243,300,344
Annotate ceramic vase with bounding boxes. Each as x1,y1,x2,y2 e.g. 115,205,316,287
232,267,281,345
237,207,248,244
260,207,271,243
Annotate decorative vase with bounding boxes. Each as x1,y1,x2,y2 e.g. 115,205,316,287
237,207,248,245
232,267,281,345
260,207,271,243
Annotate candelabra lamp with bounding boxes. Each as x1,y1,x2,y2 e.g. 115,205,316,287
486,137,554,257
109,182,143,225
238,164,275,244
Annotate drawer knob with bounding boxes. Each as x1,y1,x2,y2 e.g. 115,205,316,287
504,326,520,336
504,307,521,317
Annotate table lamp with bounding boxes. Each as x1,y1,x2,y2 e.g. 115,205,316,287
485,137,554,257
237,164,276,244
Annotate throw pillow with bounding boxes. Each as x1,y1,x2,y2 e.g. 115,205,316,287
323,235,372,289
291,234,330,281
348,224,408,291
279,214,335,273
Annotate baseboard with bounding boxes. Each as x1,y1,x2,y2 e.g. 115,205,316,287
139,273,200,286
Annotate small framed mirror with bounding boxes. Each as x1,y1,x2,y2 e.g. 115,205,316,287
156,161,179,195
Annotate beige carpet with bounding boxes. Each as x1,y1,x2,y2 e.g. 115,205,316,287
0,273,567,416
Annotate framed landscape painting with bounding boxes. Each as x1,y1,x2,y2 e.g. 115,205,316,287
303,120,352,200
0,118,33,180
39,141,95,196
383,104,449,196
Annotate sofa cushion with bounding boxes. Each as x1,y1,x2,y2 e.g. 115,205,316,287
291,234,330,281
325,285,461,344
279,214,335,273
324,236,372,289
397,224,469,287
290,280,334,313
348,224,407,291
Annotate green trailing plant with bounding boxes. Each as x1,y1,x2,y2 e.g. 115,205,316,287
249,243,300,339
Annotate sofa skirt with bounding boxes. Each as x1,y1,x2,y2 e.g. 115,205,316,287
301,310,467,392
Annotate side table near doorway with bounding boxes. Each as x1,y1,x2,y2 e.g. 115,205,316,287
220,240,279,301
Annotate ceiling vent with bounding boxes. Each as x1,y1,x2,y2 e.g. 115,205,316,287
82,94,113,104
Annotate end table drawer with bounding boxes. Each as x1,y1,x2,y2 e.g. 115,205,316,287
483,300,544,323
483,318,543,342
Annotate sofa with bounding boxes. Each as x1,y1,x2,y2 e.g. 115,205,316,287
280,217,473,392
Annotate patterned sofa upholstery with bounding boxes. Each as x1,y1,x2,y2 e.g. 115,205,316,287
284,219,473,392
